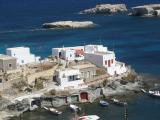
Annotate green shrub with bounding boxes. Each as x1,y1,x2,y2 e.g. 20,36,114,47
34,79,44,90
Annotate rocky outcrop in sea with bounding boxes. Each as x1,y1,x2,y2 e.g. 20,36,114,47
42,21,96,29
131,4,160,17
79,4,127,14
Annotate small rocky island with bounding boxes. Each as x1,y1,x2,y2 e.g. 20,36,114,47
79,4,127,14
131,4,160,17
42,21,96,29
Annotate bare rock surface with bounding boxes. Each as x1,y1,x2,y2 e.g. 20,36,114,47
79,4,127,14
43,21,96,29
131,4,160,17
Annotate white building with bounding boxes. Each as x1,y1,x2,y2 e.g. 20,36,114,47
6,47,40,65
84,45,127,76
54,68,86,90
52,46,84,61
85,44,108,53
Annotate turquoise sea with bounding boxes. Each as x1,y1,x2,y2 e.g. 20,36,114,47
0,0,160,119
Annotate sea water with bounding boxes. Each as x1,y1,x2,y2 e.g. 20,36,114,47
0,0,160,119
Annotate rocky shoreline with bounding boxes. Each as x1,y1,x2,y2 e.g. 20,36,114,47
130,4,160,17
0,66,154,120
79,4,127,14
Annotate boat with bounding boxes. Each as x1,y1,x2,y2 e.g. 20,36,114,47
148,90,160,98
43,106,62,115
111,98,127,106
141,88,160,98
141,89,147,93
99,100,109,107
78,115,100,120
69,104,81,112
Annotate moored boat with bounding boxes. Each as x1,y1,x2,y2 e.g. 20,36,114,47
99,100,109,107
69,104,81,112
78,115,100,120
111,98,127,106
43,106,62,115
148,90,160,98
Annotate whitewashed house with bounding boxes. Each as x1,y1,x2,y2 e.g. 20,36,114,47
6,47,40,65
54,68,86,90
52,46,84,61
84,44,108,53
84,45,127,76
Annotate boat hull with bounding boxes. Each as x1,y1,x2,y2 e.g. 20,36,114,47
99,100,109,107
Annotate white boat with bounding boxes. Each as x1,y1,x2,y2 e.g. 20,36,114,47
148,90,160,97
78,115,100,120
111,98,127,106
99,100,109,107
141,89,147,93
43,106,62,115
69,104,81,112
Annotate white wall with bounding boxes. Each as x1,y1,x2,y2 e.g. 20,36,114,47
84,53,104,68
56,69,84,89
52,46,85,61
85,45,108,53
52,48,61,57
102,53,115,68
61,49,75,61
84,52,119,76
115,61,127,75
6,47,40,65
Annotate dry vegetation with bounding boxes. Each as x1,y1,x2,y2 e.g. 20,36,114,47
49,89,70,96
96,68,107,76
12,80,28,91
122,73,137,82
34,78,44,90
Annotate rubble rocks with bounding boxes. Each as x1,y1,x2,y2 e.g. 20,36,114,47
79,4,127,14
131,4,160,17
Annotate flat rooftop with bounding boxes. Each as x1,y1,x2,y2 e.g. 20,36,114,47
85,51,114,56
53,46,84,50
0,54,16,60
7,46,28,50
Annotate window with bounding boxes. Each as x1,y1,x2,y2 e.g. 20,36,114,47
0,79,2,83
68,75,79,81
111,59,114,64
105,60,107,65
108,60,111,67
22,60,24,63
9,64,12,68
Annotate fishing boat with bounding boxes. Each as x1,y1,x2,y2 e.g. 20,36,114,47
69,104,81,112
141,89,147,93
141,88,160,98
43,106,62,115
148,90,160,98
78,115,100,120
99,100,109,107
111,98,127,106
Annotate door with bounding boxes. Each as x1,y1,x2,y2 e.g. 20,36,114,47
108,60,111,67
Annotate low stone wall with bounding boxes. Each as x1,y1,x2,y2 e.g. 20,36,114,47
27,65,58,85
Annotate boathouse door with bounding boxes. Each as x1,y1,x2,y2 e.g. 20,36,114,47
80,92,88,101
